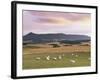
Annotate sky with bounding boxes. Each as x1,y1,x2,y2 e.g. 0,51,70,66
23,10,91,36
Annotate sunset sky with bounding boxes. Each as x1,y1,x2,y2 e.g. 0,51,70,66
23,10,91,36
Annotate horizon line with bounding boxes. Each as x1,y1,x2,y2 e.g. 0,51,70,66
23,32,90,37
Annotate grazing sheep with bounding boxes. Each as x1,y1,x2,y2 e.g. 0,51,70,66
36,57,40,60
53,57,57,60
70,60,76,63
46,56,50,60
72,53,74,56
75,55,78,57
58,55,62,60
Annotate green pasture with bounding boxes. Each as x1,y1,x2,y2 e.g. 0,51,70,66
23,51,90,69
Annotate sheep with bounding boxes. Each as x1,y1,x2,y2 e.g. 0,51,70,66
58,55,62,60
70,59,76,63
53,57,57,60
72,53,74,56
75,54,79,57
46,56,50,60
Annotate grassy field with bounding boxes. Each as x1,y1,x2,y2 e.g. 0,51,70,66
23,44,91,69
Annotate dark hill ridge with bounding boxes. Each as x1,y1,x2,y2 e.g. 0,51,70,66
23,32,90,43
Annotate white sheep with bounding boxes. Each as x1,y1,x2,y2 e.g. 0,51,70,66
58,55,62,60
46,56,50,60
70,59,76,63
53,57,57,60
72,53,74,56
75,54,79,57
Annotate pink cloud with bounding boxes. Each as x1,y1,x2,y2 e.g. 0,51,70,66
29,10,90,21
23,10,91,36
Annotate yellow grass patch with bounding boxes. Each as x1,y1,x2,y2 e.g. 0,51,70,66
23,45,90,54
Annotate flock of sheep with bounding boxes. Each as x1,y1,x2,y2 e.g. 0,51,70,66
35,53,82,64
36,55,62,60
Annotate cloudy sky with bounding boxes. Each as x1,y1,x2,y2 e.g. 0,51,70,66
23,10,91,36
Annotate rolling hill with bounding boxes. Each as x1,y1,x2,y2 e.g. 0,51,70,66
23,32,90,44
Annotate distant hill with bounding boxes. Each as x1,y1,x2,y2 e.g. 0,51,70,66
23,32,90,44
